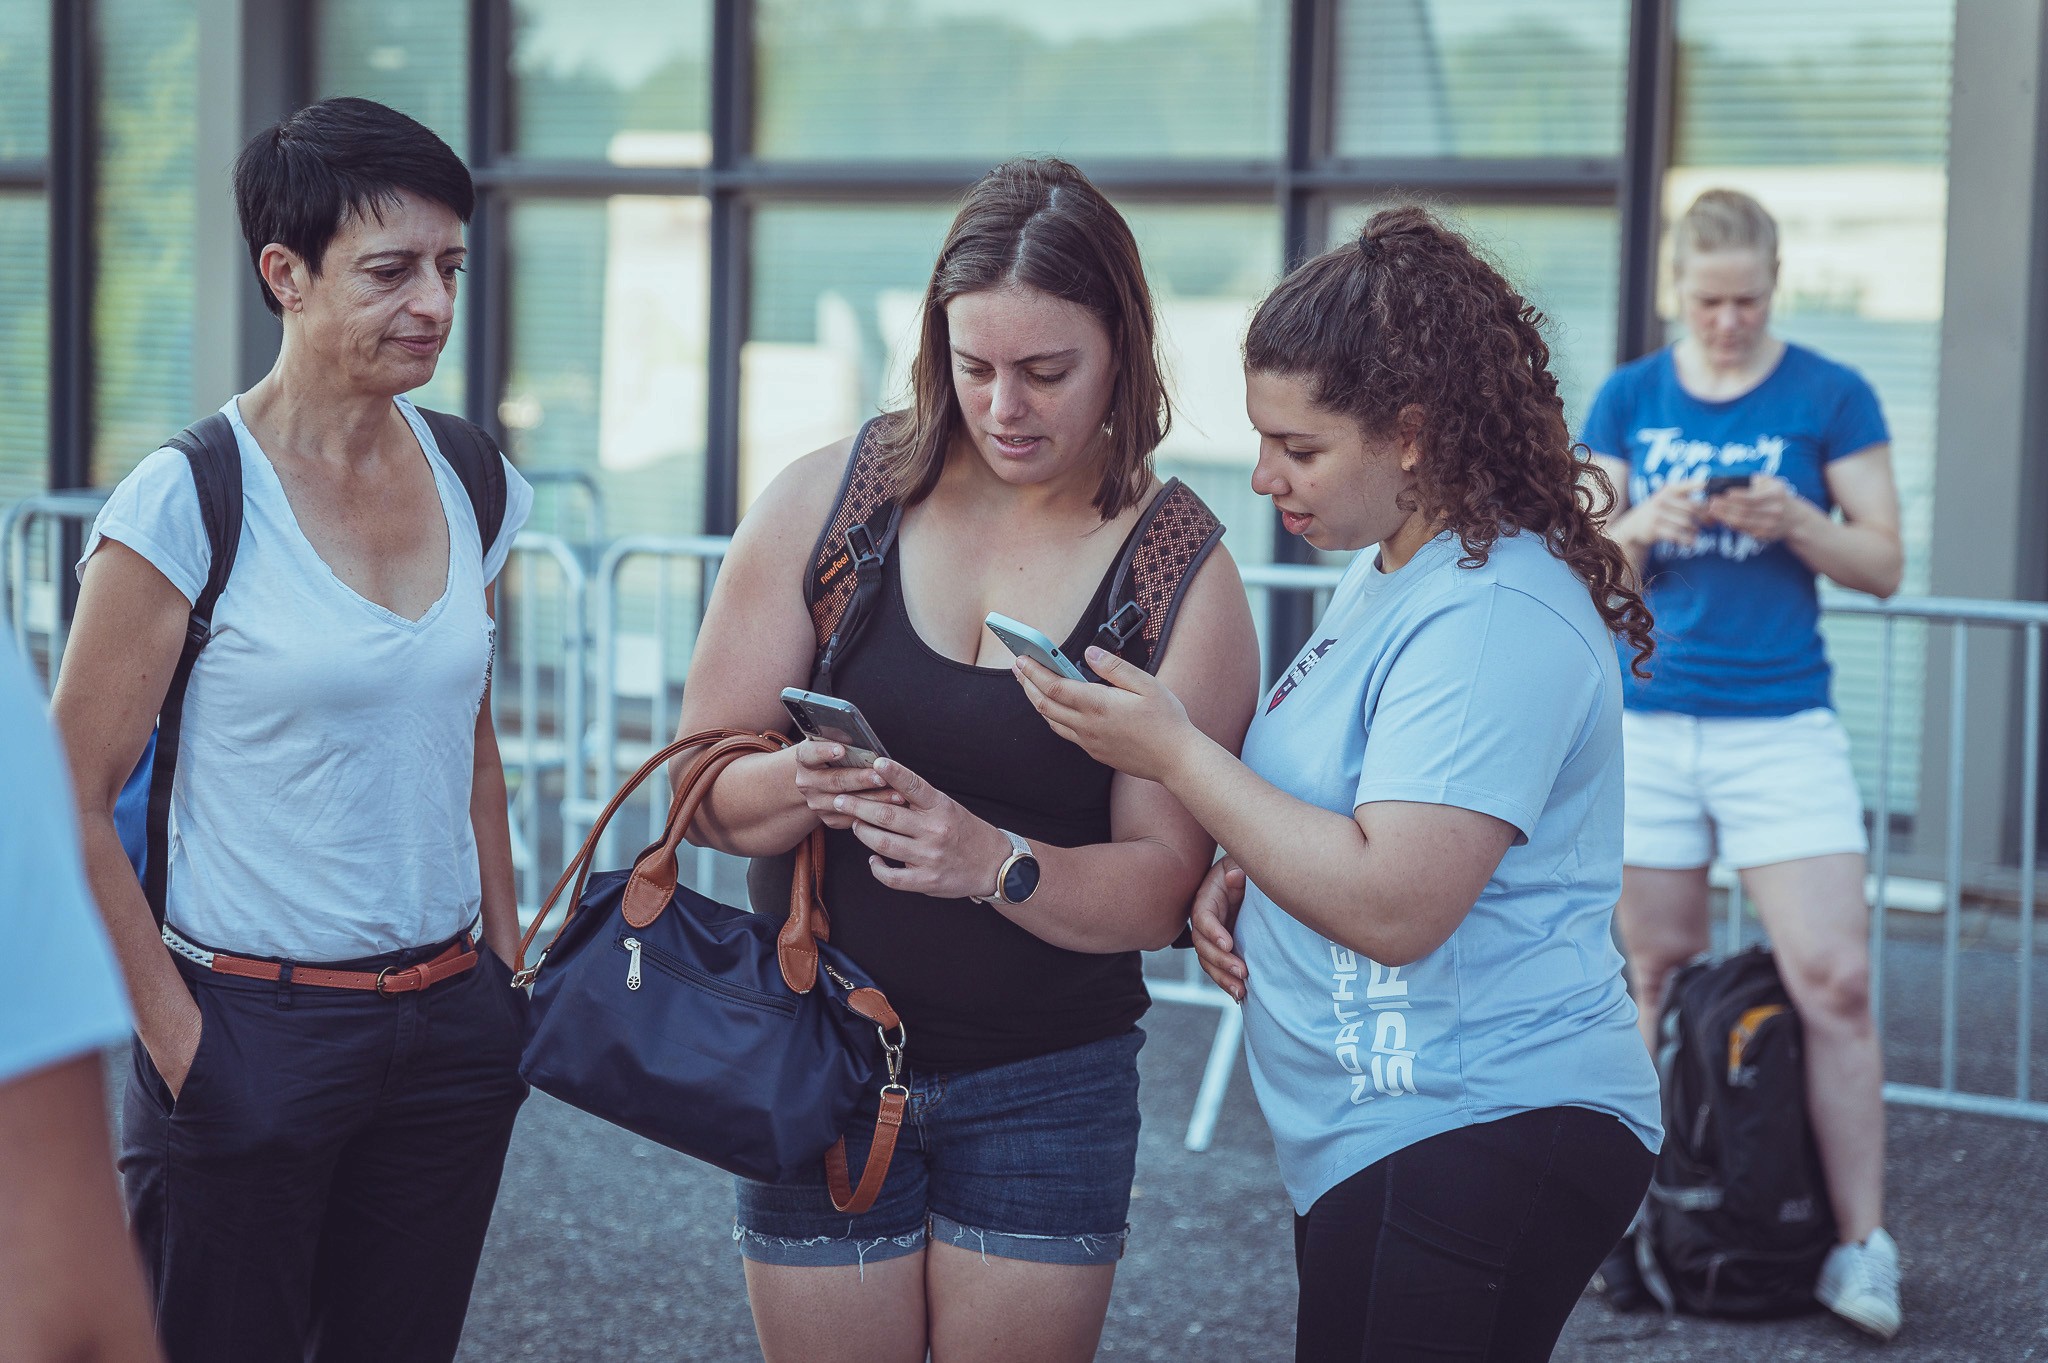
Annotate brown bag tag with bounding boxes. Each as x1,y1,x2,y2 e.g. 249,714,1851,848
510,726,907,1213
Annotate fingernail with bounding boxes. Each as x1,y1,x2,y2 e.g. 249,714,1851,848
832,796,846,810
1085,646,1108,662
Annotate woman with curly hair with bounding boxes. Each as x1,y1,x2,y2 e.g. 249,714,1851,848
1018,206,1663,1361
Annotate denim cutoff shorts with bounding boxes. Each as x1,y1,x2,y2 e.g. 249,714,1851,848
733,1026,1144,1269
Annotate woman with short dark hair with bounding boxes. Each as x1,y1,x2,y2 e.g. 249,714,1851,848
1018,206,1663,1361
672,157,1259,1363
52,97,532,1363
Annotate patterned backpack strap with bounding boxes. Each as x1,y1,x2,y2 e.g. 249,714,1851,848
1093,479,1225,674
804,418,901,688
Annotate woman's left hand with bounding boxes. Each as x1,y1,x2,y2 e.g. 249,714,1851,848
1014,647,1201,786
1704,473,1811,544
833,758,1014,900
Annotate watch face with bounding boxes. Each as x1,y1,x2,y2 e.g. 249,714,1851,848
1001,855,1041,904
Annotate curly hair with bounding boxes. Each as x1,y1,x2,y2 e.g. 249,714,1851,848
1243,206,1654,675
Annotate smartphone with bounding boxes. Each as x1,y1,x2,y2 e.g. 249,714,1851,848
779,688,890,767
1701,474,1753,496
984,612,1090,682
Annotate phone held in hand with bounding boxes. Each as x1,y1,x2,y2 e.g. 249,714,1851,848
984,612,1090,682
779,688,891,767
1701,473,1753,497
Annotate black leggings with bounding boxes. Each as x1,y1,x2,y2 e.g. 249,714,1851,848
1292,1106,1654,1363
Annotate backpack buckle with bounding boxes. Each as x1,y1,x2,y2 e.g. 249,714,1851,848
846,523,884,574
1098,601,1146,652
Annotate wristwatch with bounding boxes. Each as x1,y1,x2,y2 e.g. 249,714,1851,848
971,828,1041,906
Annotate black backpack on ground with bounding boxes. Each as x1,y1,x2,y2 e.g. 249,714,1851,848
115,406,505,926
1627,944,1837,1317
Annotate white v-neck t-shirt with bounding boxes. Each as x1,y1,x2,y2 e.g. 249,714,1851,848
80,395,533,961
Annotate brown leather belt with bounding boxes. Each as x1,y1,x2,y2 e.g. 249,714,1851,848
163,924,480,995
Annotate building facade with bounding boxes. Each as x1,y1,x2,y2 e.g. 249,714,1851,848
2,0,2044,866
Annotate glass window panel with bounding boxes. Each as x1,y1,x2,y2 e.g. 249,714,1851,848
1330,201,1619,433
510,0,710,164
1674,0,1953,165
742,204,954,511
92,0,196,486
0,194,46,500
1123,204,1281,569
316,0,468,153
744,202,1281,562
1668,0,1957,817
501,197,709,539
753,0,1285,161
316,0,470,414
0,0,49,160
1335,0,1628,159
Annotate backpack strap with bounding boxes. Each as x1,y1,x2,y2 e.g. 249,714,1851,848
805,418,900,694
144,413,243,926
418,407,508,553
1092,479,1224,674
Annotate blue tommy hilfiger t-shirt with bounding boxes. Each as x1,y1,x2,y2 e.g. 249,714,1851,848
1580,343,1889,717
1234,532,1661,1215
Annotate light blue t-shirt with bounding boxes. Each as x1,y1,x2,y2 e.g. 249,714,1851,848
1235,531,1662,1215
1580,343,1889,717
0,641,132,1085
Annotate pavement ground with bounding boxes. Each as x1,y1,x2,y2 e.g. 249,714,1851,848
453,937,2048,1362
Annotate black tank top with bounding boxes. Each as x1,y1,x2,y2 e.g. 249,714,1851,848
754,521,1152,1073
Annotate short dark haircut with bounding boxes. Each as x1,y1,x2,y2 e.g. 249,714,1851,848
876,157,1170,518
232,96,475,317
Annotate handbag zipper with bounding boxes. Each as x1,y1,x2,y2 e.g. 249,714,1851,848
616,933,798,1017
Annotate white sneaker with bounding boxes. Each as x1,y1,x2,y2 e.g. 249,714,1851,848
1816,1228,1902,1340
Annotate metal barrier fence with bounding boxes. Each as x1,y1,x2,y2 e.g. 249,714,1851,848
2,490,110,691
9,499,2045,1139
495,535,590,916
0,494,589,933
1723,595,2048,1124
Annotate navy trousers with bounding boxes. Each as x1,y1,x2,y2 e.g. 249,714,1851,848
121,938,529,1363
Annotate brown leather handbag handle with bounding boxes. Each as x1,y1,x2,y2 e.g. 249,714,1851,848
511,726,905,1213
515,728,822,989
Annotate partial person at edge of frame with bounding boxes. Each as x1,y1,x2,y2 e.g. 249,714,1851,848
49,97,533,1363
0,636,161,1363
668,157,1260,1363
1582,186,1905,1340
1015,206,1665,1363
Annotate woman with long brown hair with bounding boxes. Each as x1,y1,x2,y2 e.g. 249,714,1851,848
1019,206,1663,1361
669,159,1258,1362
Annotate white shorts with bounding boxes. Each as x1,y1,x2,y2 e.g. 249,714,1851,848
1622,708,1869,870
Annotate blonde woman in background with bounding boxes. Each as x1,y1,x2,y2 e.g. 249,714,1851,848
1584,188,1905,1339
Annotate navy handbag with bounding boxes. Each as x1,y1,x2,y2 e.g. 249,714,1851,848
511,729,908,1212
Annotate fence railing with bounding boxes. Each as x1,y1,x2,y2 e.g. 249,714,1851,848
8,505,2044,1137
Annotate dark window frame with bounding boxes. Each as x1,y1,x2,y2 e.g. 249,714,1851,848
38,0,1676,558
